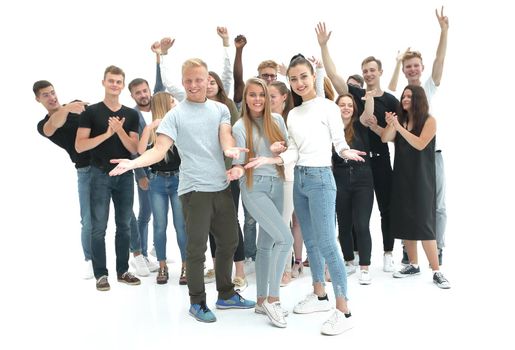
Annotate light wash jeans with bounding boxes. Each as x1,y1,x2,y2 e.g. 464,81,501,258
148,172,187,262
435,151,446,249
90,166,133,279
293,166,348,299
241,176,293,298
77,166,92,261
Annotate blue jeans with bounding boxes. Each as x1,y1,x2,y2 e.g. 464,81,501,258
130,170,152,256
293,166,348,299
77,166,92,261
90,166,133,279
148,172,187,262
243,203,257,260
241,176,293,298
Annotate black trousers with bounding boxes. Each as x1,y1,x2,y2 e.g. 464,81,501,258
370,154,394,252
334,164,374,266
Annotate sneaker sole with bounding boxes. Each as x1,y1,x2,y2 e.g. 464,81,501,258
216,304,254,310
293,306,332,314
359,280,372,285
434,282,451,289
321,324,354,336
263,305,287,328
393,272,421,278
189,311,217,323
255,306,289,317
96,286,110,291
117,279,141,285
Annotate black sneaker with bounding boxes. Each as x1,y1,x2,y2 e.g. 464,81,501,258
393,264,421,278
96,275,110,291
433,272,451,289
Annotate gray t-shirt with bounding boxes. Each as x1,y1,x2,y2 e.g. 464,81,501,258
157,99,231,196
232,113,288,178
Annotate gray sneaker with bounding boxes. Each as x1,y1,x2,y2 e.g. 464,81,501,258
433,271,451,289
393,264,421,278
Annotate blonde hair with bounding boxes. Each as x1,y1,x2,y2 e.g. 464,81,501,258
182,58,208,75
241,78,285,188
150,92,175,162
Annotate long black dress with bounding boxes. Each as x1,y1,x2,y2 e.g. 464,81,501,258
390,131,436,240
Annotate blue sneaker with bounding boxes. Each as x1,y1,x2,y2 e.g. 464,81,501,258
216,292,256,309
189,301,217,323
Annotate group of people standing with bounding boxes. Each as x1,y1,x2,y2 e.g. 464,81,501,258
35,7,450,337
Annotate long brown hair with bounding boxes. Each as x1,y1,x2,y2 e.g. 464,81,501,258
241,78,285,188
335,94,358,144
397,85,429,136
150,92,175,161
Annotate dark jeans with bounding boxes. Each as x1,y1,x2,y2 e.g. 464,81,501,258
90,166,133,279
208,180,245,262
370,154,394,252
180,187,238,304
334,164,374,266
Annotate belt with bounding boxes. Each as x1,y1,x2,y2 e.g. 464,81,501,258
151,169,179,177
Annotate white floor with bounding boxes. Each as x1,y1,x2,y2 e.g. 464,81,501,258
4,192,509,350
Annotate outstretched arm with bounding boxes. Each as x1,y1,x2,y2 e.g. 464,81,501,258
110,133,173,176
217,26,233,95
316,22,348,96
151,41,165,93
432,6,449,86
233,34,247,104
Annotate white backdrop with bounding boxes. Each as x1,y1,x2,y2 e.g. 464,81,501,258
1,0,512,347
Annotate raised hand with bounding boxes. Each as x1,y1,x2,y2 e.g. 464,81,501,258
278,63,287,76
436,6,449,30
224,146,249,159
234,34,247,49
308,56,323,69
151,41,161,55
315,22,332,46
160,37,175,54
217,26,230,46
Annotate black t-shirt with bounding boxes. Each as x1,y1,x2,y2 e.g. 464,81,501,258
348,84,399,155
79,102,139,172
332,119,370,168
37,112,90,169
151,145,181,172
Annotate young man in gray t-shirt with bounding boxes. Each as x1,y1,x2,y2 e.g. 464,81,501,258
109,58,255,323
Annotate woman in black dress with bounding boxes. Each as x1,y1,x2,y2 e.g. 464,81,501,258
381,85,450,289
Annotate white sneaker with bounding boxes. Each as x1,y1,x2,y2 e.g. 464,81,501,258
244,258,255,275
83,260,94,280
255,303,289,317
345,261,357,276
262,300,287,328
321,309,354,336
204,269,215,284
144,256,159,272
353,252,360,266
293,293,332,314
383,253,395,272
131,254,150,277
359,270,371,285
150,246,156,258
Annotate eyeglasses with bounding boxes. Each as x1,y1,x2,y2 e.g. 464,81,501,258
260,73,277,81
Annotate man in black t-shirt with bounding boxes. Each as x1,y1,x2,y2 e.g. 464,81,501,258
34,80,93,279
76,65,141,291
